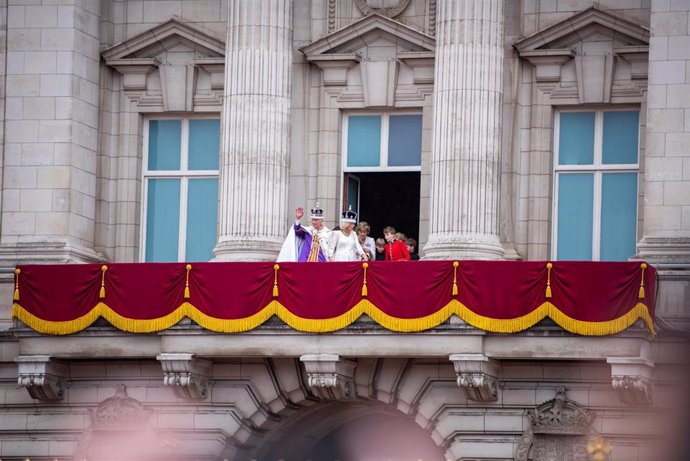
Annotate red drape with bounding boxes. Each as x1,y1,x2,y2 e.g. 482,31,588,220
11,261,655,336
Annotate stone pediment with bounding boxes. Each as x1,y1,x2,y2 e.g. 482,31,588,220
102,18,225,110
514,6,649,53
514,7,649,102
301,13,435,58
102,18,225,61
301,14,435,91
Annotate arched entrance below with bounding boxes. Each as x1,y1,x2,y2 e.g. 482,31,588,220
248,400,446,461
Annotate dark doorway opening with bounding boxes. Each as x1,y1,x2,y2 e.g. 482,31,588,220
344,172,420,242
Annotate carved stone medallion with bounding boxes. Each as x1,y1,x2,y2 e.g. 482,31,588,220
355,0,411,18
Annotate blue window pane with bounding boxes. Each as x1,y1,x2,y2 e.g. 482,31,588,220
559,112,594,165
603,111,639,165
347,116,381,167
185,178,218,262
557,174,593,260
189,119,220,170
601,173,637,261
148,120,181,170
388,114,422,166
145,179,180,262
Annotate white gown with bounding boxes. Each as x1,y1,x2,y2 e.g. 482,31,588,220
329,230,365,261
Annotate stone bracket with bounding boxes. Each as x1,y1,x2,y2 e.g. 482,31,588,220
607,357,654,405
300,354,357,400
519,50,574,83
398,51,435,84
16,355,68,401
157,353,212,400
307,54,360,86
106,58,159,91
450,353,500,402
195,57,226,90
614,46,649,80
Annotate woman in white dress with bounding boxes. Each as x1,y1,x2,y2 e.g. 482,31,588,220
329,208,368,261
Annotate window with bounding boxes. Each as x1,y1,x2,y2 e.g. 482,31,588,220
341,113,423,239
553,109,639,261
343,113,423,171
143,118,220,262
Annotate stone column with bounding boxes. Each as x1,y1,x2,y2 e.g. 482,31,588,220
214,0,293,261
424,0,505,260
637,0,690,263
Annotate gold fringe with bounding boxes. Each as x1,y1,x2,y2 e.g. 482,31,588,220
184,264,192,299
99,265,108,299
361,262,368,297
273,264,280,297
10,298,657,337
452,261,459,296
639,263,647,299
13,268,20,301
545,262,553,299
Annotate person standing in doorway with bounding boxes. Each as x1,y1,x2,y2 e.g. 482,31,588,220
406,238,420,260
356,221,376,261
375,238,386,261
383,226,410,261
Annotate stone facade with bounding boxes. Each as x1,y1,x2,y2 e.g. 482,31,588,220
0,1,689,460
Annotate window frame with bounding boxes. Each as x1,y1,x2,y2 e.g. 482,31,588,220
551,108,640,261
141,115,220,262
342,111,423,173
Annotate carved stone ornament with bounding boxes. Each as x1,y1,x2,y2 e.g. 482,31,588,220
449,354,500,401
88,384,153,429
355,0,411,18
516,386,596,461
157,353,212,400
76,385,173,460
16,355,67,401
529,386,593,435
300,354,357,400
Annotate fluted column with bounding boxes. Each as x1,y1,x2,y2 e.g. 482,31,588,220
214,0,293,261
424,0,505,260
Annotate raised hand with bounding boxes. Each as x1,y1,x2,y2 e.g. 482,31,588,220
295,207,304,220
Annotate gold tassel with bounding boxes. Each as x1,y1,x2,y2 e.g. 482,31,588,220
452,261,459,296
13,268,21,301
99,265,108,299
639,263,647,299
545,263,553,299
362,262,368,297
184,264,192,299
273,264,280,297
